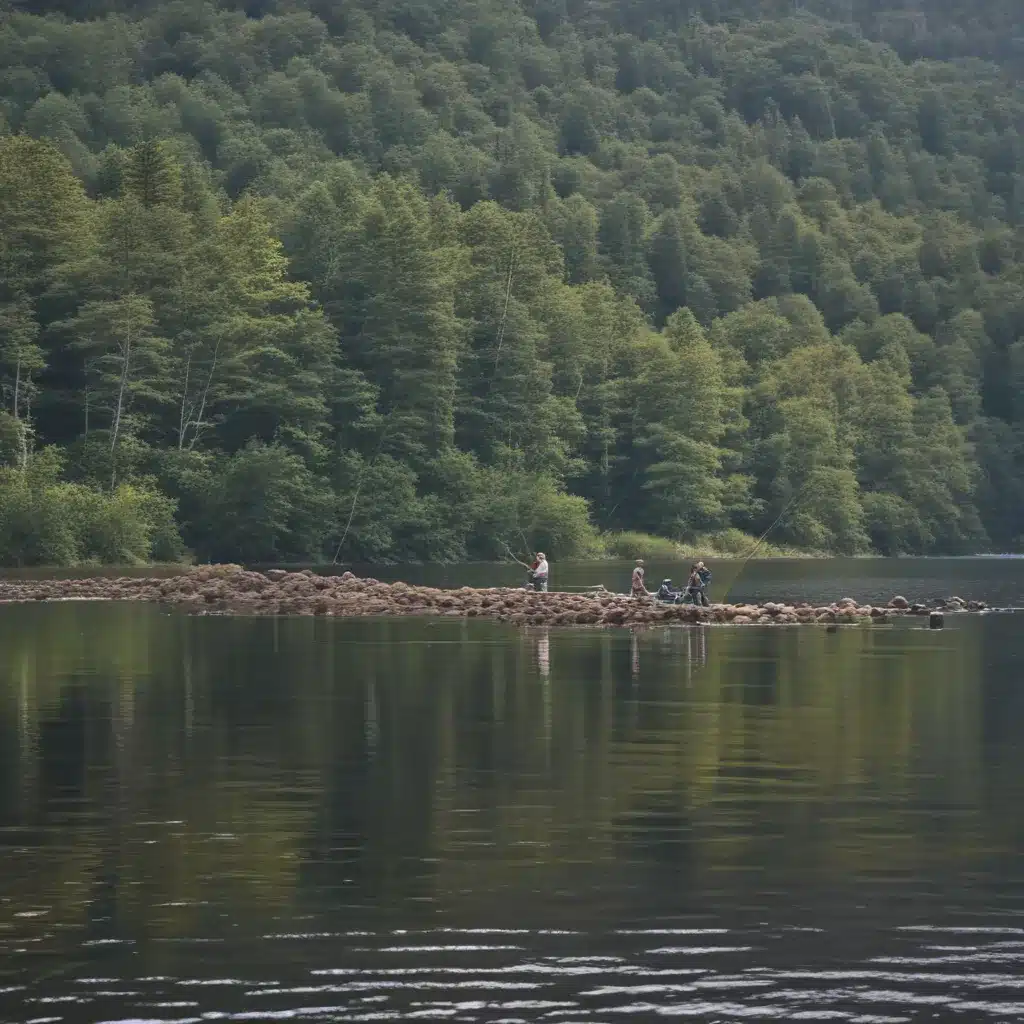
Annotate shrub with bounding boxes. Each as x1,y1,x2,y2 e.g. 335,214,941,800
65,483,186,564
702,527,757,556
0,448,186,566
601,531,682,559
0,475,79,566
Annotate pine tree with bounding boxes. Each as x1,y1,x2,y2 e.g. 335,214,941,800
0,137,92,467
613,311,728,537
455,202,577,474
344,178,466,470
122,140,182,208
174,196,336,459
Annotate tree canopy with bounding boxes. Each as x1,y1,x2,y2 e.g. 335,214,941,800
1,0,1023,561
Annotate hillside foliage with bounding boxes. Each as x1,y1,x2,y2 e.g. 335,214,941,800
1,0,1023,561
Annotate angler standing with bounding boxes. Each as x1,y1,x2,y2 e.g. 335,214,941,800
685,562,711,606
530,552,549,592
631,559,648,598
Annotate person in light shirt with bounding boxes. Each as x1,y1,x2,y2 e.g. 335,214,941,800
530,552,549,592
631,559,648,598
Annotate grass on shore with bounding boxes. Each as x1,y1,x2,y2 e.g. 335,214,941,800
598,529,824,560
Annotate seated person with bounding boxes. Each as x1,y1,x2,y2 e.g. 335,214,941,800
656,578,680,602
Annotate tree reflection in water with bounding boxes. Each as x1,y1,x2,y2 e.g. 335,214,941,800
0,601,1015,953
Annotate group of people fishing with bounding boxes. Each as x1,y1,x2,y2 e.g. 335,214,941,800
632,559,712,605
523,552,711,604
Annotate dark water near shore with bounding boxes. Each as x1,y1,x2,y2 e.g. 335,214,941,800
2,559,1024,1022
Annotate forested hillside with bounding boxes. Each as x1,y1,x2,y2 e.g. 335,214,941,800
1,0,1023,562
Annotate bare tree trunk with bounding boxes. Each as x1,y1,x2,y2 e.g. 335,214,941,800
187,339,220,451
23,390,31,472
12,356,27,472
17,420,28,473
177,347,192,449
110,302,134,490
11,359,33,472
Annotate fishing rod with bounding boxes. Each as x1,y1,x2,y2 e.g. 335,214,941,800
722,483,807,602
741,494,797,563
501,540,532,570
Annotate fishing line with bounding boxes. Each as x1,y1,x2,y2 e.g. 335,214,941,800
332,416,392,565
722,482,807,602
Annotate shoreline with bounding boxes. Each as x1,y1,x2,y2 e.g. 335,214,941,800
0,550,1019,578
0,566,988,626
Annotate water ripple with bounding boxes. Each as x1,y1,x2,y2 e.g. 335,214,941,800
8,923,1024,1021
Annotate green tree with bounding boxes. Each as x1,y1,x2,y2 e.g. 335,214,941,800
63,293,167,487
343,178,465,471
186,441,332,563
455,202,580,475
3,0,1024,561
612,310,728,537
122,139,181,207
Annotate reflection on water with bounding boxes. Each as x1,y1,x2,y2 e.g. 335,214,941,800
1,598,1024,1022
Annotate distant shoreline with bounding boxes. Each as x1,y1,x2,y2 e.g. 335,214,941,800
0,550,1018,575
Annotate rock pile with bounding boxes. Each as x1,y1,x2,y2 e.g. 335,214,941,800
0,566,990,627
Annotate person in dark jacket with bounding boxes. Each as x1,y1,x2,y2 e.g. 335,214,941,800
656,579,680,603
696,561,711,602
685,563,710,606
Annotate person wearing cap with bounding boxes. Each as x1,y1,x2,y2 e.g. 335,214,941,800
697,560,712,602
656,578,680,603
685,562,711,606
631,559,648,598
530,552,549,592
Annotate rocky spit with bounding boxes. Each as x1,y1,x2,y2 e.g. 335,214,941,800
0,565,990,627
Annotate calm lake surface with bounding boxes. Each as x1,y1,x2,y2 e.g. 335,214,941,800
2,559,1024,1022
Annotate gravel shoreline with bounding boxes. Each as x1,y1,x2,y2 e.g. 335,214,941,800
0,565,989,626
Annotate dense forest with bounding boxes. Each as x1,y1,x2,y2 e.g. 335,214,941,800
0,0,1023,563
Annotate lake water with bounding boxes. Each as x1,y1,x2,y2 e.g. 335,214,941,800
2,559,1024,1023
